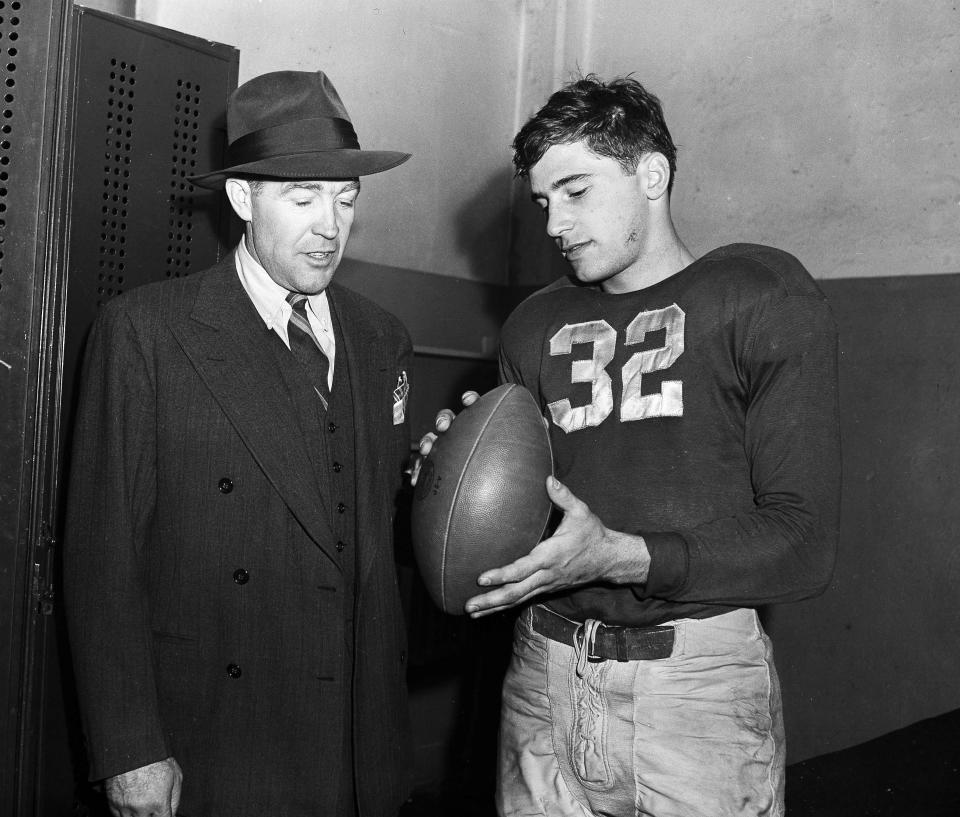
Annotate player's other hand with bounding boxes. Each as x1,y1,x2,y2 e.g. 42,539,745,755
409,390,479,486
463,477,651,617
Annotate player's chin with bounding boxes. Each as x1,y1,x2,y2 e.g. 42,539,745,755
569,262,606,285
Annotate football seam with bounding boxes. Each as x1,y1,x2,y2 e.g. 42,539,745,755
440,384,516,612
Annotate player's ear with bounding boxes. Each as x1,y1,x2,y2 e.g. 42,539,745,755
224,178,254,223
641,152,671,201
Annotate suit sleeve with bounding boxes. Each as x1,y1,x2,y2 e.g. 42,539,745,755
63,301,170,781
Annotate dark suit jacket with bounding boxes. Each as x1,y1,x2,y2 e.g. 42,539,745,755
64,256,413,816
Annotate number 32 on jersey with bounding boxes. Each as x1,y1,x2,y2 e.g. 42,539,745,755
547,304,685,433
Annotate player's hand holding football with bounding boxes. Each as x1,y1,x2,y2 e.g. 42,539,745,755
414,389,652,617
464,477,652,618
410,390,479,485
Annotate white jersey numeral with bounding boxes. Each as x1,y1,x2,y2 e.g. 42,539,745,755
622,304,685,421
547,320,616,432
547,305,686,433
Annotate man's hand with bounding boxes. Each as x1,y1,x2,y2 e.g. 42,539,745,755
104,756,183,817
464,477,652,617
409,390,479,486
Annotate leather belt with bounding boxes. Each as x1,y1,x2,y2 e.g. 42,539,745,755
531,604,675,661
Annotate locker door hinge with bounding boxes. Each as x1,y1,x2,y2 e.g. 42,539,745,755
33,521,57,616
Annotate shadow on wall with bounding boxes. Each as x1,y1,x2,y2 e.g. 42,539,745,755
452,166,515,286
508,171,571,289
451,164,570,290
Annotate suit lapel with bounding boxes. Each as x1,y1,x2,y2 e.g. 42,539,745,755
171,259,339,567
329,285,390,584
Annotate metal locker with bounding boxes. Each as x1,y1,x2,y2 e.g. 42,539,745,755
0,1,73,812
63,7,239,392
0,4,238,813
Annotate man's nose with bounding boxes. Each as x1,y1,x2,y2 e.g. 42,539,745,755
311,203,339,238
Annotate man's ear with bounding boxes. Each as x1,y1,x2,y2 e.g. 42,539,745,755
641,152,672,201
224,178,254,222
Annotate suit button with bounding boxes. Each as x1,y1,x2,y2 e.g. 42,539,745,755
328,421,337,433
233,568,249,585
332,461,343,473
218,477,234,494
336,541,346,552
337,502,346,513
226,663,242,678
400,651,407,664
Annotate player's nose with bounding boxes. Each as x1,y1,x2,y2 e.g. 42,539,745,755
545,206,571,238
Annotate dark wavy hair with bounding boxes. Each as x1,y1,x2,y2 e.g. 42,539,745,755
512,74,677,192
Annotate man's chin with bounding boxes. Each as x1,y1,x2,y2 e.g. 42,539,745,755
296,263,340,293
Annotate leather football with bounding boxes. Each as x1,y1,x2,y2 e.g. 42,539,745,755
412,384,554,615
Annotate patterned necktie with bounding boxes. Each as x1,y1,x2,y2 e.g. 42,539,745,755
286,292,330,408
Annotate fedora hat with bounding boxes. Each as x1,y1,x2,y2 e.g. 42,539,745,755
188,70,410,189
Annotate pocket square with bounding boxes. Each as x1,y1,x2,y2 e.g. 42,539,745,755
392,370,409,425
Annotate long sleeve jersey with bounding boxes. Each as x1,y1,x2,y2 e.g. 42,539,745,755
499,244,840,626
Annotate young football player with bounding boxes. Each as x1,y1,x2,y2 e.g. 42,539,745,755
423,74,840,817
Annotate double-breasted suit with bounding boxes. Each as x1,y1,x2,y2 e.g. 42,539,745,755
64,255,413,815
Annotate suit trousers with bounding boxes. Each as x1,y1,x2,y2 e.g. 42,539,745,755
497,607,785,817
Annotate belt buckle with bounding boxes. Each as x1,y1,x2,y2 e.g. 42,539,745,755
575,620,608,663
588,626,607,663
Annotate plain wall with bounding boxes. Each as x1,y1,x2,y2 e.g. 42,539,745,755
768,273,960,761
134,0,525,284
572,1,960,282
125,0,960,288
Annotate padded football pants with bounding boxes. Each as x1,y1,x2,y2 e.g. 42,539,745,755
497,607,785,817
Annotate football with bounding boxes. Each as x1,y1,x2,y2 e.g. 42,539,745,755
412,383,554,615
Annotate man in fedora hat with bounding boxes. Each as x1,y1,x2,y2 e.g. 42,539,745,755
65,71,414,816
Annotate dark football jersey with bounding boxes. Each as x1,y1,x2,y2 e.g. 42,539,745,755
499,244,840,626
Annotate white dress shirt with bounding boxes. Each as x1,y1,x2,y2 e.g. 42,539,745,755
235,236,336,390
